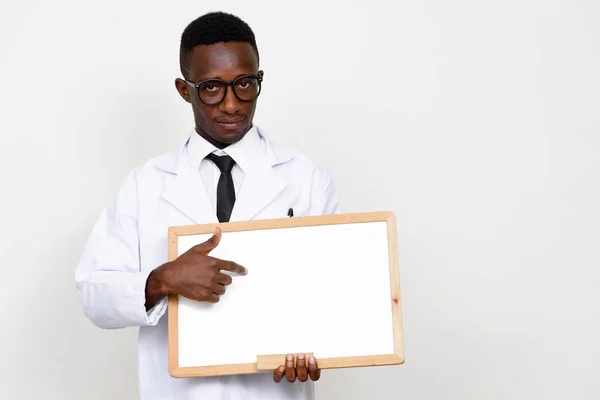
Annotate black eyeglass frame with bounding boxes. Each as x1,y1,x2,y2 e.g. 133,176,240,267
184,72,264,106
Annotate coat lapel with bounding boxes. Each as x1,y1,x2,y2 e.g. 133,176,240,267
157,128,296,224
229,161,286,222
159,141,217,224
228,128,297,222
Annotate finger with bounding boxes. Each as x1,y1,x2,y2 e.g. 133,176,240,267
215,272,233,286
219,260,248,276
212,283,226,296
195,228,222,255
296,353,308,382
308,356,320,381
285,354,296,383
273,365,285,383
207,293,219,303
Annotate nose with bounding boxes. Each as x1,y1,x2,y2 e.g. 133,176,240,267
218,85,242,114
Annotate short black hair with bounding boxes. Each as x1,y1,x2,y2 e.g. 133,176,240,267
179,11,259,78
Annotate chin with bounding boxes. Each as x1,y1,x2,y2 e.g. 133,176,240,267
217,133,244,145
213,124,250,144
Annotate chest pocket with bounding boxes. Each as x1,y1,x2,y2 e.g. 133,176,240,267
253,185,310,220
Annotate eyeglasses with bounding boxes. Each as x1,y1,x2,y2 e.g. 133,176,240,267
185,73,263,106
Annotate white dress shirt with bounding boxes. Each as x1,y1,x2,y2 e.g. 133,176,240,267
187,125,263,214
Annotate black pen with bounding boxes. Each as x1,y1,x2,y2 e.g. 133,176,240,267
288,208,294,217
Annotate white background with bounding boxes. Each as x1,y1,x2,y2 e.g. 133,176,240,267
1,0,599,399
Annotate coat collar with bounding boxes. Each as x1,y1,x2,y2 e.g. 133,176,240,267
155,126,297,224
186,125,261,175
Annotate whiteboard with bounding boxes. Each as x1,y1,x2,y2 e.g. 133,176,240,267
167,212,404,377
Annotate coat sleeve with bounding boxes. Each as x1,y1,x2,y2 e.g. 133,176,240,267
309,165,342,215
74,169,167,329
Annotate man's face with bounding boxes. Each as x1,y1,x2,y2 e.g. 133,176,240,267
176,41,261,148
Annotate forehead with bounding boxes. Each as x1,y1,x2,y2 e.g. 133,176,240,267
188,41,258,81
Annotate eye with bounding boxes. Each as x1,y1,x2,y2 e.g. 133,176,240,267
200,81,223,93
236,79,256,91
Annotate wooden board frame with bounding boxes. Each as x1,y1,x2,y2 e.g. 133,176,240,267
167,211,404,378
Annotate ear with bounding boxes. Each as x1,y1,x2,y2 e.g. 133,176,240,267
175,78,192,103
258,70,264,79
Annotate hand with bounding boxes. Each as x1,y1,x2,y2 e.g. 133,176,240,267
273,354,320,383
145,227,247,308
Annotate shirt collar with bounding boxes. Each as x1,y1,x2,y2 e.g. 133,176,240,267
187,125,261,173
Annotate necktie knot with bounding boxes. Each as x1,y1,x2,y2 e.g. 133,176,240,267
206,153,236,173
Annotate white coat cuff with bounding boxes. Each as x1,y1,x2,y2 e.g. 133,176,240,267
140,269,168,325
146,296,167,324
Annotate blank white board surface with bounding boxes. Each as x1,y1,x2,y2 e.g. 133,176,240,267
167,212,403,377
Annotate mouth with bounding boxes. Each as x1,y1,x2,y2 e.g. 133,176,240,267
216,117,246,131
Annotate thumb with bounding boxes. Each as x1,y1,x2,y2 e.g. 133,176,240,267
195,227,222,255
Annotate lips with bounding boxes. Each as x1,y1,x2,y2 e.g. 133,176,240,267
216,116,246,131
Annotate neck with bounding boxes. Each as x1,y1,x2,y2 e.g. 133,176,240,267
195,127,229,150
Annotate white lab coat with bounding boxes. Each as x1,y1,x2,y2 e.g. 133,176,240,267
75,126,340,400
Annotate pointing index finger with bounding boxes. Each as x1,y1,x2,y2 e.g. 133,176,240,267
219,260,248,275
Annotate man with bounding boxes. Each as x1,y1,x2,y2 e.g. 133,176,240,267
75,11,340,400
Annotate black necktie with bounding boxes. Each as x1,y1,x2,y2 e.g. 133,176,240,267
206,153,236,222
